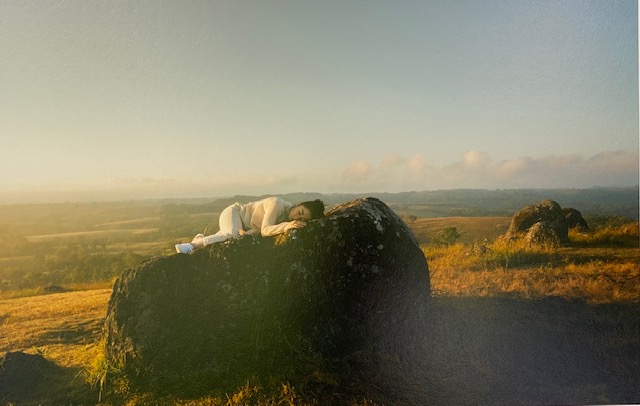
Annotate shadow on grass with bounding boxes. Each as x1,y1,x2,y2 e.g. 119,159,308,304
1,297,638,405
0,351,94,405
386,296,640,405
38,319,103,346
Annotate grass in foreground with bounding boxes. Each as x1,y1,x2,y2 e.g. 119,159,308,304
1,221,638,404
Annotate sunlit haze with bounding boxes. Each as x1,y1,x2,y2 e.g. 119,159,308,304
1,1,638,203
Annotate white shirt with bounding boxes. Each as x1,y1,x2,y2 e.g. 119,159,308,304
238,197,294,236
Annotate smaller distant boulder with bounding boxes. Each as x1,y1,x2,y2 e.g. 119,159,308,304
524,221,564,247
506,199,589,246
42,285,67,294
507,200,566,236
563,208,589,233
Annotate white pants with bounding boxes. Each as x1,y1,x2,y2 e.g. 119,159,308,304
201,203,243,245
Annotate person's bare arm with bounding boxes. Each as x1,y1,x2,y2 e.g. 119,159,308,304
260,198,307,236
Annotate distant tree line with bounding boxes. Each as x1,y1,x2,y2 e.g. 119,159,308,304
1,249,146,291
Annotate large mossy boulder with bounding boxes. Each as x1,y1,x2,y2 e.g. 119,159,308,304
103,198,430,396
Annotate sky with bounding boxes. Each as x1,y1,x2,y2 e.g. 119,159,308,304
0,1,638,203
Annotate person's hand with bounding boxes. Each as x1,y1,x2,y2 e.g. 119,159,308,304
242,228,259,236
285,220,306,231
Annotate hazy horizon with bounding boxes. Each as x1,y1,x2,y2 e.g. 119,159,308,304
1,1,638,203
1,183,638,205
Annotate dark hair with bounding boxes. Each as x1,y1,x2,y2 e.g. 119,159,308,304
299,199,325,219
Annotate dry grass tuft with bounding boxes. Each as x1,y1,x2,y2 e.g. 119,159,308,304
424,224,639,304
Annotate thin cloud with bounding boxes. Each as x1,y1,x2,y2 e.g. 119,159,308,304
341,150,638,191
343,160,374,181
407,154,427,174
462,150,491,168
340,154,435,191
381,154,406,167
2,150,636,203
468,150,639,188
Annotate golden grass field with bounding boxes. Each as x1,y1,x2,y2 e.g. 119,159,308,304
0,216,638,405
407,216,512,244
427,244,639,303
0,289,111,367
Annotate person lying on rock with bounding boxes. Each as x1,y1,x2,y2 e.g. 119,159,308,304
175,196,325,254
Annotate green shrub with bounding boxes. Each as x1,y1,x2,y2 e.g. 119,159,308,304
431,227,461,246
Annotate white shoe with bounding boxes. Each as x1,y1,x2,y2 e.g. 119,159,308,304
191,233,205,246
175,243,194,254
